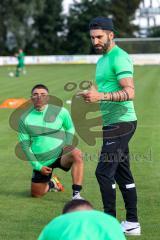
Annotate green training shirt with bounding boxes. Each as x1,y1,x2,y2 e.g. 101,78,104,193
38,210,126,240
18,52,25,64
96,45,137,126
19,104,75,171
17,52,25,67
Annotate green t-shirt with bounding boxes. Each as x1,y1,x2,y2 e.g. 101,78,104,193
96,45,137,126
19,104,75,171
17,52,25,64
38,210,126,240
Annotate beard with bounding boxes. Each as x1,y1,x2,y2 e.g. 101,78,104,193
94,40,111,54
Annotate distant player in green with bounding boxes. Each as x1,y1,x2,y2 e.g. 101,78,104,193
19,84,83,199
80,17,141,235
38,200,126,240
15,49,25,77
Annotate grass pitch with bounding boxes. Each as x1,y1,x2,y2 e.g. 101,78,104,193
0,64,160,239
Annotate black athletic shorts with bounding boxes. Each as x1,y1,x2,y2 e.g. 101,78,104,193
32,154,70,183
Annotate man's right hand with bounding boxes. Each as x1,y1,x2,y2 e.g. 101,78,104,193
40,166,52,176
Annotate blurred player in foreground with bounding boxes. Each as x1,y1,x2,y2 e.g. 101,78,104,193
38,199,126,240
19,84,83,199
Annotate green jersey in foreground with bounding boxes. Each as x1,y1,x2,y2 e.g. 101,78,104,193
19,104,75,171
38,210,126,240
96,45,137,126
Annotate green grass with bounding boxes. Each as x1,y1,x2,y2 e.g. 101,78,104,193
0,64,160,239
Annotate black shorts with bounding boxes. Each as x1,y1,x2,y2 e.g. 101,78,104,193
32,154,70,183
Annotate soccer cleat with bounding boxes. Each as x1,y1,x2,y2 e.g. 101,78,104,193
72,192,84,200
121,221,141,236
50,175,65,192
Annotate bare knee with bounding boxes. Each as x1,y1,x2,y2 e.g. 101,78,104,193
31,183,48,198
71,149,83,164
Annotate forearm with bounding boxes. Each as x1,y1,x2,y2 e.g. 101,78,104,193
100,87,134,102
65,127,75,145
19,121,43,171
20,140,42,171
62,110,75,145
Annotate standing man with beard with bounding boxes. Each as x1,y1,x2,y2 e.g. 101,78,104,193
80,17,141,236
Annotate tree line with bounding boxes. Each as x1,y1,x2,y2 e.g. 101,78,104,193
1,0,155,55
